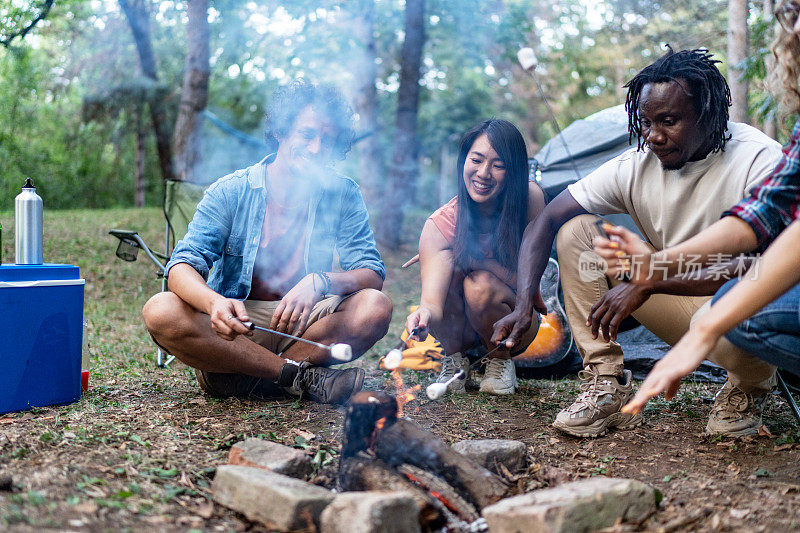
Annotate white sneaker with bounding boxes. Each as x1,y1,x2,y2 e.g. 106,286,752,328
480,358,516,395
435,352,470,394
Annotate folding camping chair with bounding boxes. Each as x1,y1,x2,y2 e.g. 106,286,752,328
109,179,208,367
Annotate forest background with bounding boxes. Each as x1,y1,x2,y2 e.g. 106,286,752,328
0,0,781,247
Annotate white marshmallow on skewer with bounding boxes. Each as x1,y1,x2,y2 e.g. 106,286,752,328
383,348,403,370
426,370,464,400
329,343,353,362
517,47,538,71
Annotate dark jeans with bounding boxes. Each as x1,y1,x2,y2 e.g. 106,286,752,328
712,278,800,375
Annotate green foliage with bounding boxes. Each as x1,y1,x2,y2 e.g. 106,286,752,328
0,0,776,211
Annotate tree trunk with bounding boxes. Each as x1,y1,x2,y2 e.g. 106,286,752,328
376,0,425,248
119,0,175,182
763,0,777,139
135,104,146,207
352,0,383,209
728,0,749,123
172,0,210,182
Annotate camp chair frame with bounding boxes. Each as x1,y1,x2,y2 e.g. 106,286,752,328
110,179,208,368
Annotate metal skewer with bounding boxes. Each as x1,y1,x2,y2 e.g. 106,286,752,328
242,321,353,361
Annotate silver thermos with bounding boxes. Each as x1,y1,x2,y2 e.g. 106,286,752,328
15,178,43,264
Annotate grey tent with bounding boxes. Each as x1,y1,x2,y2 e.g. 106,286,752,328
531,104,632,200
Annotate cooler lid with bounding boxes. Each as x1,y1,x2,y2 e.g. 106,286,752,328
0,264,80,282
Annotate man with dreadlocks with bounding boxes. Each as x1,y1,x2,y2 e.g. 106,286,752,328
492,47,782,438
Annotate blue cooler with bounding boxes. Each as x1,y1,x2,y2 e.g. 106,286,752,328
0,264,85,414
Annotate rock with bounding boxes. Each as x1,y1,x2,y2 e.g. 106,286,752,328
452,439,527,473
482,477,658,533
228,438,313,479
320,491,421,533
213,465,334,531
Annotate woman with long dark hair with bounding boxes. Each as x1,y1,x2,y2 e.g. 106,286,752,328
405,119,546,395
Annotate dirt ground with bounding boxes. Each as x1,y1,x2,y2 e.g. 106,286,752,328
1,367,800,532
1,213,800,531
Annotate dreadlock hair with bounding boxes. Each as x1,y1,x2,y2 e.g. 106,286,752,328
624,46,732,153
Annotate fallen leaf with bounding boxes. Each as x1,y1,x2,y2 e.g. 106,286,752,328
74,502,98,514
196,501,214,519
729,508,750,519
757,425,774,437
290,428,316,441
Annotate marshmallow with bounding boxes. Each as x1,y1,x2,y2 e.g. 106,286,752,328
383,349,403,370
329,343,353,361
517,47,537,71
426,382,448,400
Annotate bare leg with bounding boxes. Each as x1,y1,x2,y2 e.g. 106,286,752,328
143,292,285,379
282,289,393,365
427,269,480,355
143,289,393,375
463,270,516,359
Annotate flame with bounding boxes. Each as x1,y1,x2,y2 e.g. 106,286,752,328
391,369,421,417
402,472,461,515
375,417,386,431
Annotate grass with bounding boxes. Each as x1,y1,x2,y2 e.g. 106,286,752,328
1,207,799,531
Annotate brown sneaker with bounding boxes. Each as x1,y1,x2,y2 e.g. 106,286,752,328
279,362,365,405
434,353,471,394
705,382,767,437
553,367,642,437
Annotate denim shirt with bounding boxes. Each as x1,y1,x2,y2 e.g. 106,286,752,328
165,156,385,300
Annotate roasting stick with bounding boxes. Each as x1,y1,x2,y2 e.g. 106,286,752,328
242,321,353,361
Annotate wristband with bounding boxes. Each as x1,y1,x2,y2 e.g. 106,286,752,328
316,271,331,295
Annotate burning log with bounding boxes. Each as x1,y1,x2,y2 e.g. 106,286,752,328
341,391,510,515
338,456,446,529
341,392,398,461
373,418,510,510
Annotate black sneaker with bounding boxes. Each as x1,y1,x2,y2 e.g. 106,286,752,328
278,362,365,404
195,369,286,400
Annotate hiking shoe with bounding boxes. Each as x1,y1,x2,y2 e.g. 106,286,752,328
479,358,516,395
552,367,642,437
435,352,470,394
705,382,767,437
195,369,286,400
278,362,364,404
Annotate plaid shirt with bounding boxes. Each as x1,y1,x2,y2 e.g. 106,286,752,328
723,119,800,251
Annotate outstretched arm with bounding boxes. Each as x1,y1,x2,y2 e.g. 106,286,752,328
491,189,588,347
623,219,800,415
405,220,456,340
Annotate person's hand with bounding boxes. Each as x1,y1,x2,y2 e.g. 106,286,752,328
592,225,653,283
492,290,547,349
270,274,325,335
587,283,652,342
622,328,719,415
209,297,251,341
405,305,432,341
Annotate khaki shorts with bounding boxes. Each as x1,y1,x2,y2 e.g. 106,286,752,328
244,293,352,354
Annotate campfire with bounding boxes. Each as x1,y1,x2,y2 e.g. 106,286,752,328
338,391,510,530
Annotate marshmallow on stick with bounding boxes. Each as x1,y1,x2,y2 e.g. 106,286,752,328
517,47,538,71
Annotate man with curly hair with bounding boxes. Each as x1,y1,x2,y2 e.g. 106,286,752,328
493,47,783,438
143,79,391,405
